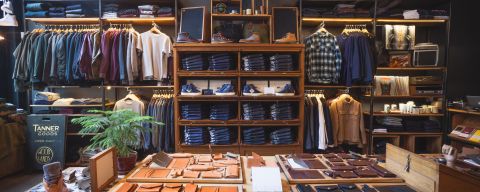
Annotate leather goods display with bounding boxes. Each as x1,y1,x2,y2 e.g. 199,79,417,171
296,184,315,192
182,170,200,178
216,159,239,165
347,160,373,166
171,158,191,169
360,184,377,192
295,153,316,159
200,186,218,192
369,164,396,177
225,165,239,178
198,155,213,162
213,153,223,160
171,169,183,178
334,171,358,178
315,185,342,192
151,169,171,178
202,170,223,178
322,154,338,158
288,169,324,179
132,168,155,178
330,165,355,171
184,183,197,192
373,185,416,192
247,152,266,168
304,159,327,169
338,184,362,192
136,184,163,192
161,183,182,192
117,183,138,192
353,168,378,178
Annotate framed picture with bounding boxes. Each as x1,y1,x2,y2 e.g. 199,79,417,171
180,7,206,42
388,51,411,68
90,147,117,192
385,25,416,50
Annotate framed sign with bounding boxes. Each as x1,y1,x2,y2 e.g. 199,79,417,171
272,7,299,43
90,147,117,192
388,51,411,68
180,7,206,42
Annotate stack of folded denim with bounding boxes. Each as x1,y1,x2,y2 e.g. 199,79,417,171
184,127,208,145
118,9,139,18
48,7,65,18
270,103,294,120
270,128,295,145
210,104,233,120
269,54,294,71
157,7,173,17
181,104,203,120
25,3,50,18
138,5,159,18
208,53,233,71
375,117,404,132
182,54,206,71
34,92,60,105
242,103,266,120
71,98,103,105
403,120,424,132
242,54,266,71
208,127,235,145
243,127,266,145
43,162,62,185
65,4,85,18
424,120,441,132
103,3,118,18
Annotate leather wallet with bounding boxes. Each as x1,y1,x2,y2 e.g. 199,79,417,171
184,184,197,192
161,184,182,192
136,184,163,192
187,165,214,171
327,158,344,162
369,164,396,178
200,186,218,192
218,186,238,192
171,158,191,169
323,170,336,178
151,169,171,178
296,184,315,192
198,155,213,162
326,161,347,168
295,153,316,159
117,182,138,192
353,168,378,177
304,159,327,169
214,153,223,160
334,171,358,178
202,171,223,178
338,184,361,192
331,165,355,171
322,154,338,158
373,185,416,192
337,153,355,159
226,165,239,178
170,153,193,158
170,169,183,178
347,160,372,166
183,170,200,178
315,185,342,192
288,169,324,179
215,159,238,165
132,168,154,178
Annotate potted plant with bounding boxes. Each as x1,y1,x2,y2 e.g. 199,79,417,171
71,109,162,174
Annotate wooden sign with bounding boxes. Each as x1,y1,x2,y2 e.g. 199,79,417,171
90,147,118,192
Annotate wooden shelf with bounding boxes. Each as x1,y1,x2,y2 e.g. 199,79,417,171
239,71,302,77
448,108,480,116
237,119,301,126
448,134,480,147
173,43,304,50
178,119,239,126
302,17,373,26
212,14,271,20
363,95,443,99
26,18,99,24
179,143,238,147
369,131,443,136
178,119,300,126
102,17,175,25
239,95,302,101
305,85,372,89
177,95,238,101
176,71,238,77
364,112,444,117
376,18,447,26
30,103,113,108
241,143,301,147
376,67,445,71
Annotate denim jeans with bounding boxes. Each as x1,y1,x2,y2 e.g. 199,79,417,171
210,104,233,120
25,11,48,17
243,103,266,120
182,104,203,120
270,103,294,120
208,127,235,145
184,127,208,145
270,127,294,144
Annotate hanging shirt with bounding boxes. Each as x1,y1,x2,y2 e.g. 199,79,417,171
137,30,172,81
316,96,327,150
304,31,342,84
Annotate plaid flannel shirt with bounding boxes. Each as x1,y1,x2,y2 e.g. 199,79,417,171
304,31,342,84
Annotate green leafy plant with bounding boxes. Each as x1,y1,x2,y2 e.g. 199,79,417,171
71,110,163,157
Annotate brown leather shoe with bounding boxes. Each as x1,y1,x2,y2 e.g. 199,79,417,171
275,32,297,44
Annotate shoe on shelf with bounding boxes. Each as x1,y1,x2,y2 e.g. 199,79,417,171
275,32,297,44
181,84,202,96
0,1,18,27
215,84,235,96
1,1,13,15
176,32,200,43
275,84,295,96
243,84,263,96
211,32,233,43
239,32,261,43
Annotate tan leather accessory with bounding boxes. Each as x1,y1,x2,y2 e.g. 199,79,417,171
200,186,218,192
171,158,190,169
247,152,265,168
161,184,182,192
170,169,183,178
327,158,343,162
187,165,214,171
184,183,198,192
136,184,163,192
150,169,171,178
202,171,223,178
213,162,227,167
225,165,239,178
218,186,238,192
215,159,238,165
198,155,213,162
213,153,223,160
117,182,138,192
183,170,200,178
170,153,193,158
132,168,154,178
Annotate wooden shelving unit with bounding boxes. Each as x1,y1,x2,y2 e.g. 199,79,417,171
302,17,374,26
376,67,446,71
363,95,444,99
26,18,100,24
363,112,444,117
447,108,480,150
102,17,176,25
174,44,304,155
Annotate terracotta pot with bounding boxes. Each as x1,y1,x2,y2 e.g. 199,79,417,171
117,151,137,175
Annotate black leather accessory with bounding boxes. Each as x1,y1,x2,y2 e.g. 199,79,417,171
296,184,315,192
369,164,396,178
315,185,342,192
338,184,361,192
361,184,377,192
373,185,416,192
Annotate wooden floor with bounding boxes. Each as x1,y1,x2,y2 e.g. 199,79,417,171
0,171,43,192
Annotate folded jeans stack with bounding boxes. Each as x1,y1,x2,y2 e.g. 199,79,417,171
208,53,233,71
243,127,266,145
65,4,85,18
48,7,65,18
181,103,203,120
157,7,173,17
269,54,294,71
424,120,441,132
270,128,295,144
43,162,62,185
25,3,50,18
71,98,103,105
184,127,209,145
242,54,266,71
208,127,236,145
375,117,404,132
403,119,424,132
34,92,60,105
270,103,294,120
103,3,118,18
210,104,233,120
242,102,266,120
138,5,159,18
118,8,139,18
182,54,206,71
